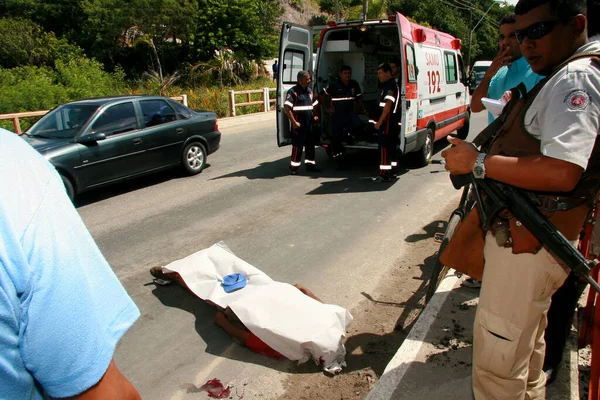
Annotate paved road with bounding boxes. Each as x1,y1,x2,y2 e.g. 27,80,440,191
75,112,488,399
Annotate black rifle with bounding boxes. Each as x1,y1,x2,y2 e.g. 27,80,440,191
450,173,600,294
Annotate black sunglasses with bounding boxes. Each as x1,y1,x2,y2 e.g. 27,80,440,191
515,20,561,44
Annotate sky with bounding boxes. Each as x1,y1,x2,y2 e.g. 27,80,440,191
503,0,518,5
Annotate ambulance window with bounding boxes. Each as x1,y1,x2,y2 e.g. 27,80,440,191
405,44,417,82
444,52,458,83
282,50,305,84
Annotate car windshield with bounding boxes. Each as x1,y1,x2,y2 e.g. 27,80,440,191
28,104,99,139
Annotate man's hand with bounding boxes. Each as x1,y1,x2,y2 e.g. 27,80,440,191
441,137,479,175
488,47,513,77
374,121,382,130
500,90,512,103
313,115,319,122
292,120,301,129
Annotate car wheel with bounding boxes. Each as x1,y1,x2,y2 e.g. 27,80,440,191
413,128,434,168
456,112,470,140
182,142,207,175
60,174,75,201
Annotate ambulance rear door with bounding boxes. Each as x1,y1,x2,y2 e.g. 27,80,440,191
395,14,418,154
277,23,313,147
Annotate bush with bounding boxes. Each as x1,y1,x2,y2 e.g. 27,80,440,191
0,55,127,132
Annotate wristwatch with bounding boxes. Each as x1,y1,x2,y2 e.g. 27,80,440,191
473,153,487,179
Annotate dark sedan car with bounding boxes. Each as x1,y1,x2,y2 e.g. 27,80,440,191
22,95,221,199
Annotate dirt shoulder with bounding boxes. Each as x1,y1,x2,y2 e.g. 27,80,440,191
276,215,444,400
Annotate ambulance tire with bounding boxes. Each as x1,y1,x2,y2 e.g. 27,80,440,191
413,128,434,168
456,113,470,140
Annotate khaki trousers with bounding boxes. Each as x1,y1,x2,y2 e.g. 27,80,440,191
472,233,569,400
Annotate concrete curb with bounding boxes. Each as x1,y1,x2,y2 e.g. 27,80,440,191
365,269,580,400
364,270,461,400
218,111,275,130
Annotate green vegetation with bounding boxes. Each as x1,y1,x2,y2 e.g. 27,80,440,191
316,0,515,64
0,0,282,127
0,0,512,129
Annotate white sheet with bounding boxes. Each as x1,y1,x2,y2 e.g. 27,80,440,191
163,242,353,372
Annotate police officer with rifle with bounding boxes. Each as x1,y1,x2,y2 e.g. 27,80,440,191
440,0,600,397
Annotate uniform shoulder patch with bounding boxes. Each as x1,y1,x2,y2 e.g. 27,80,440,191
565,90,591,110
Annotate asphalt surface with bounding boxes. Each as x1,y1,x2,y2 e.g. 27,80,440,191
75,111,488,399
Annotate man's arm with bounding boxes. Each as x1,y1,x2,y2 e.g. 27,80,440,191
442,137,583,192
72,360,140,400
375,100,393,129
284,91,300,129
284,105,300,129
471,48,512,112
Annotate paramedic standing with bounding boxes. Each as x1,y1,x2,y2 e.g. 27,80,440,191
323,65,366,165
284,70,320,174
389,58,402,171
470,13,543,124
373,63,399,182
442,0,600,398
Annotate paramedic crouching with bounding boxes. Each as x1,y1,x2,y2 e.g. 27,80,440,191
372,63,399,183
284,70,320,175
323,65,366,167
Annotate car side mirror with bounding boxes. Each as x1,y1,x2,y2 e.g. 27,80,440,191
78,132,106,144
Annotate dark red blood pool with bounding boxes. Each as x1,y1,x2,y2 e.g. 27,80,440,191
200,379,231,399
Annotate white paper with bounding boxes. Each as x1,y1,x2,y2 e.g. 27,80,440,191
481,97,506,117
163,243,353,371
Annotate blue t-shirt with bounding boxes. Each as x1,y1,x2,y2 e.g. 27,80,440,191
0,129,140,399
487,56,544,123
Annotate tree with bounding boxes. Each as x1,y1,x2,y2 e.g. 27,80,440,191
0,18,84,69
193,0,282,61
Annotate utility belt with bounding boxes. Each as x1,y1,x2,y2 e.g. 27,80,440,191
489,194,590,252
439,194,593,281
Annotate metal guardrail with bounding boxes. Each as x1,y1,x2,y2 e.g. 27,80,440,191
228,88,276,117
0,95,188,134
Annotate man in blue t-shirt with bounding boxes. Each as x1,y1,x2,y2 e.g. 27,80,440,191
471,13,543,124
0,128,141,399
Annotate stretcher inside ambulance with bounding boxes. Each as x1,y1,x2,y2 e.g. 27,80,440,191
276,13,471,167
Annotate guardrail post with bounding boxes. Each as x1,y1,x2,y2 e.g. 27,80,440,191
181,94,188,107
262,88,269,112
229,90,236,117
13,117,21,134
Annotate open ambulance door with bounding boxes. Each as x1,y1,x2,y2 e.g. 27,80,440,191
395,13,419,155
277,23,313,147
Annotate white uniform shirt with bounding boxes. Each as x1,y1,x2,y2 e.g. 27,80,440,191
525,41,600,169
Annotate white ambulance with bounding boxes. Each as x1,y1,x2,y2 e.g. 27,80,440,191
276,13,471,166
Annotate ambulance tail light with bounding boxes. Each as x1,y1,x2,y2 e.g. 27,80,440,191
327,21,337,27
388,15,396,22
451,38,462,50
414,28,427,43
215,119,219,132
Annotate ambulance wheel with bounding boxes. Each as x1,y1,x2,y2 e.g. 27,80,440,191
414,128,434,168
182,142,207,175
456,113,470,140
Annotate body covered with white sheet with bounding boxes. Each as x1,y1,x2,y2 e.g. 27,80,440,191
163,243,353,372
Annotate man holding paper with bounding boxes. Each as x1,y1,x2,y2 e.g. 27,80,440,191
470,13,543,124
